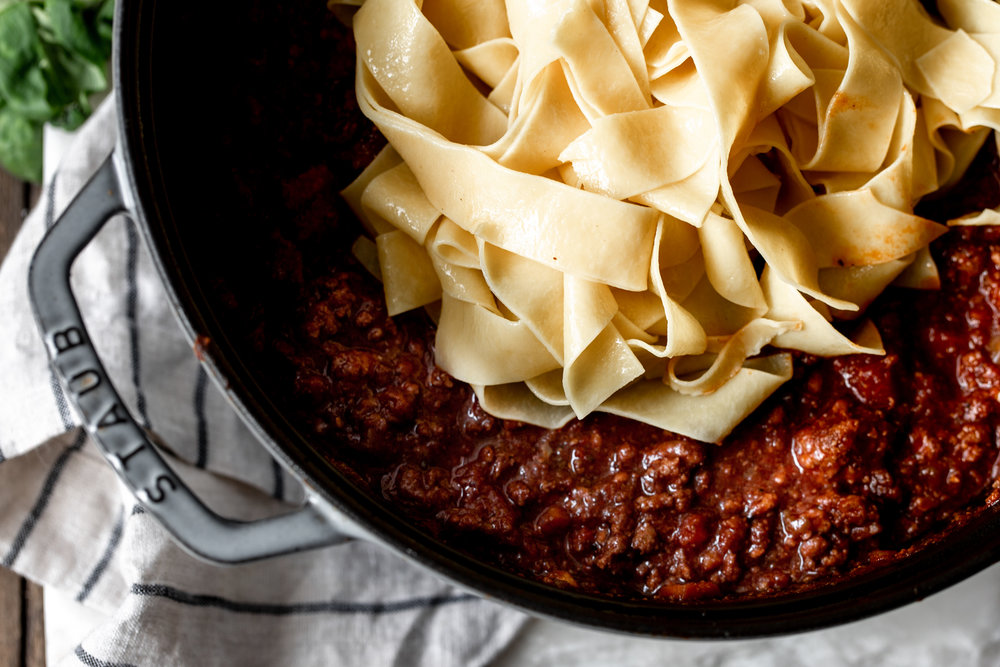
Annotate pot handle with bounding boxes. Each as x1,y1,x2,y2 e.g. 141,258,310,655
28,153,353,564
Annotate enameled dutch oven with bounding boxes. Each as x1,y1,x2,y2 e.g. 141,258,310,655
26,0,1000,638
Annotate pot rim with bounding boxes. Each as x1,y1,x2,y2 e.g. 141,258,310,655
109,0,1000,638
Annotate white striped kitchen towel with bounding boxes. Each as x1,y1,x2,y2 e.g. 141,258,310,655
0,98,527,667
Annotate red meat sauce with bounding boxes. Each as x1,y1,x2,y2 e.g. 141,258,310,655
266,201,1000,601
212,3,1000,602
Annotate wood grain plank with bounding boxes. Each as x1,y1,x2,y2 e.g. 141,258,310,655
0,168,21,667
0,168,46,667
0,567,23,667
0,169,26,261
22,582,44,667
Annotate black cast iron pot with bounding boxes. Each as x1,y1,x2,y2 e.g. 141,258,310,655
26,0,1000,639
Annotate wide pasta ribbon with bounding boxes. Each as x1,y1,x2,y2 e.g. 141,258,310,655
340,0,1000,443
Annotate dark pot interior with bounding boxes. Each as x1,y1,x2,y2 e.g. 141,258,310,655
112,0,1000,637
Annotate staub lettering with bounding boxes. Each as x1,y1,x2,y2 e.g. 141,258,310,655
114,441,147,470
145,475,177,504
97,403,129,429
69,369,102,396
52,326,85,353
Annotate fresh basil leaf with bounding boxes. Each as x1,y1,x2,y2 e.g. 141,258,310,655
0,105,43,181
3,67,64,121
0,0,25,15
0,2,40,84
67,0,106,8
0,0,114,181
50,96,88,130
45,0,110,65
34,36,85,108
95,0,112,45
0,3,58,120
49,36,107,93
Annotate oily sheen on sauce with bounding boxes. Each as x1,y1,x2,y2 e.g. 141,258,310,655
203,4,1000,601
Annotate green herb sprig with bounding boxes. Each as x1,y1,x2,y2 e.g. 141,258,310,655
0,0,113,182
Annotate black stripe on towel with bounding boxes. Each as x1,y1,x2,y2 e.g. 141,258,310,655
194,367,209,468
125,223,150,430
1,429,87,568
49,372,75,432
75,644,138,667
76,507,126,603
131,583,478,616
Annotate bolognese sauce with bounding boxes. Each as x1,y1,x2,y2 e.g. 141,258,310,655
210,2,1000,601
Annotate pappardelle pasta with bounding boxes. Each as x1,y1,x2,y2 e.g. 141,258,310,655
340,0,1000,442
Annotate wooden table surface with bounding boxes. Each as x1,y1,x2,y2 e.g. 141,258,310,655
0,168,46,667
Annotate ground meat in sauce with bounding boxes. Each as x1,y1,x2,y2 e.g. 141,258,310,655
205,3,1000,601
271,226,1000,600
